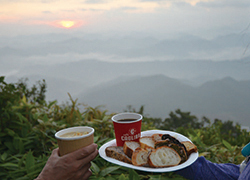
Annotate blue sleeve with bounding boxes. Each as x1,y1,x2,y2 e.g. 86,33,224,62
238,159,250,180
175,156,240,180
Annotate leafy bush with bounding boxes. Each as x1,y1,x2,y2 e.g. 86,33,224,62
0,76,249,180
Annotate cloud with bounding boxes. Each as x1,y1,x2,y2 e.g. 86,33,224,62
197,1,250,8
140,0,168,2
0,15,19,22
81,8,105,12
0,0,58,3
139,0,250,8
60,9,76,13
120,6,139,11
139,0,208,6
0,0,249,38
84,0,106,4
42,11,52,14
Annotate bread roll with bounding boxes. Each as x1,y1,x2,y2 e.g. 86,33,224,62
105,146,132,164
155,138,188,163
131,148,148,166
139,136,155,150
148,146,181,168
152,133,163,142
123,141,140,158
182,141,198,156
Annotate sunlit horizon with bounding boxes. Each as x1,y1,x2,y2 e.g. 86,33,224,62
59,21,76,29
0,0,249,38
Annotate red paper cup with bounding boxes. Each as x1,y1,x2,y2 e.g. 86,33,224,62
112,112,143,146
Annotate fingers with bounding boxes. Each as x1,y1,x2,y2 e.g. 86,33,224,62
73,148,98,170
81,147,99,162
37,144,98,180
71,163,92,180
49,144,98,180
81,169,93,180
61,143,98,169
51,148,60,157
72,143,98,160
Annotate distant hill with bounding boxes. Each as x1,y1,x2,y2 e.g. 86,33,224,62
77,75,250,127
4,59,250,119
1,33,249,61
6,58,250,87
2,32,250,127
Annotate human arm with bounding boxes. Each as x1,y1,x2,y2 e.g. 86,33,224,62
35,143,99,180
238,157,250,180
176,156,240,180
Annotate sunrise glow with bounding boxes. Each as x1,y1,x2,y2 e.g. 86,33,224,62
59,21,75,28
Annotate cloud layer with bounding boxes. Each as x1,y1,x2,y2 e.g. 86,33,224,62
0,0,249,38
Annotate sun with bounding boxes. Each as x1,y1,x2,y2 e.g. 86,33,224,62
59,20,75,28
51,20,84,29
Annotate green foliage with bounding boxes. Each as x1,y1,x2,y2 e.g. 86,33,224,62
0,76,250,179
16,78,47,104
158,109,210,131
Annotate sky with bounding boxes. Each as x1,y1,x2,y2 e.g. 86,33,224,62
0,0,250,39
1,0,250,125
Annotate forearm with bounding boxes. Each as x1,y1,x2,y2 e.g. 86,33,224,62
34,169,49,180
239,158,250,180
176,156,240,180
34,175,44,180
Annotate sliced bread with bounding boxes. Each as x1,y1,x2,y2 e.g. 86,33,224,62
148,146,181,168
152,133,163,142
131,148,149,166
139,136,155,150
182,141,198,156
123,141,140,158
105,146,132,164
155,140,188,163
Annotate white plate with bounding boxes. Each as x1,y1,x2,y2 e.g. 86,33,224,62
99,130,199,172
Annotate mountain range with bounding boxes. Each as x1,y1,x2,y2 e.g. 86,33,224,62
2,32,250,127
1,33,249,61
77,74,250,127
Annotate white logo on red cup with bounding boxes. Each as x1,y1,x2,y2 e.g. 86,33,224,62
121,132,141,141
130,128,136,135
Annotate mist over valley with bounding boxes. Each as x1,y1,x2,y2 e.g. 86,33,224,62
1,32,250,128
2,34,250,127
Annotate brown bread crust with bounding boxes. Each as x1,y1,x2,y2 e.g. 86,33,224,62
182,141,198,156
123,141,140,158
148,146,181,168
131,148,148,166
105,146,132,164
139,136,155,150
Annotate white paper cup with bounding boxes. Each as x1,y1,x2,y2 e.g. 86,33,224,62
55,126,94,156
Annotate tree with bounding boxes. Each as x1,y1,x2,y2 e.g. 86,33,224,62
16,78,47,104
161,109,209,130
